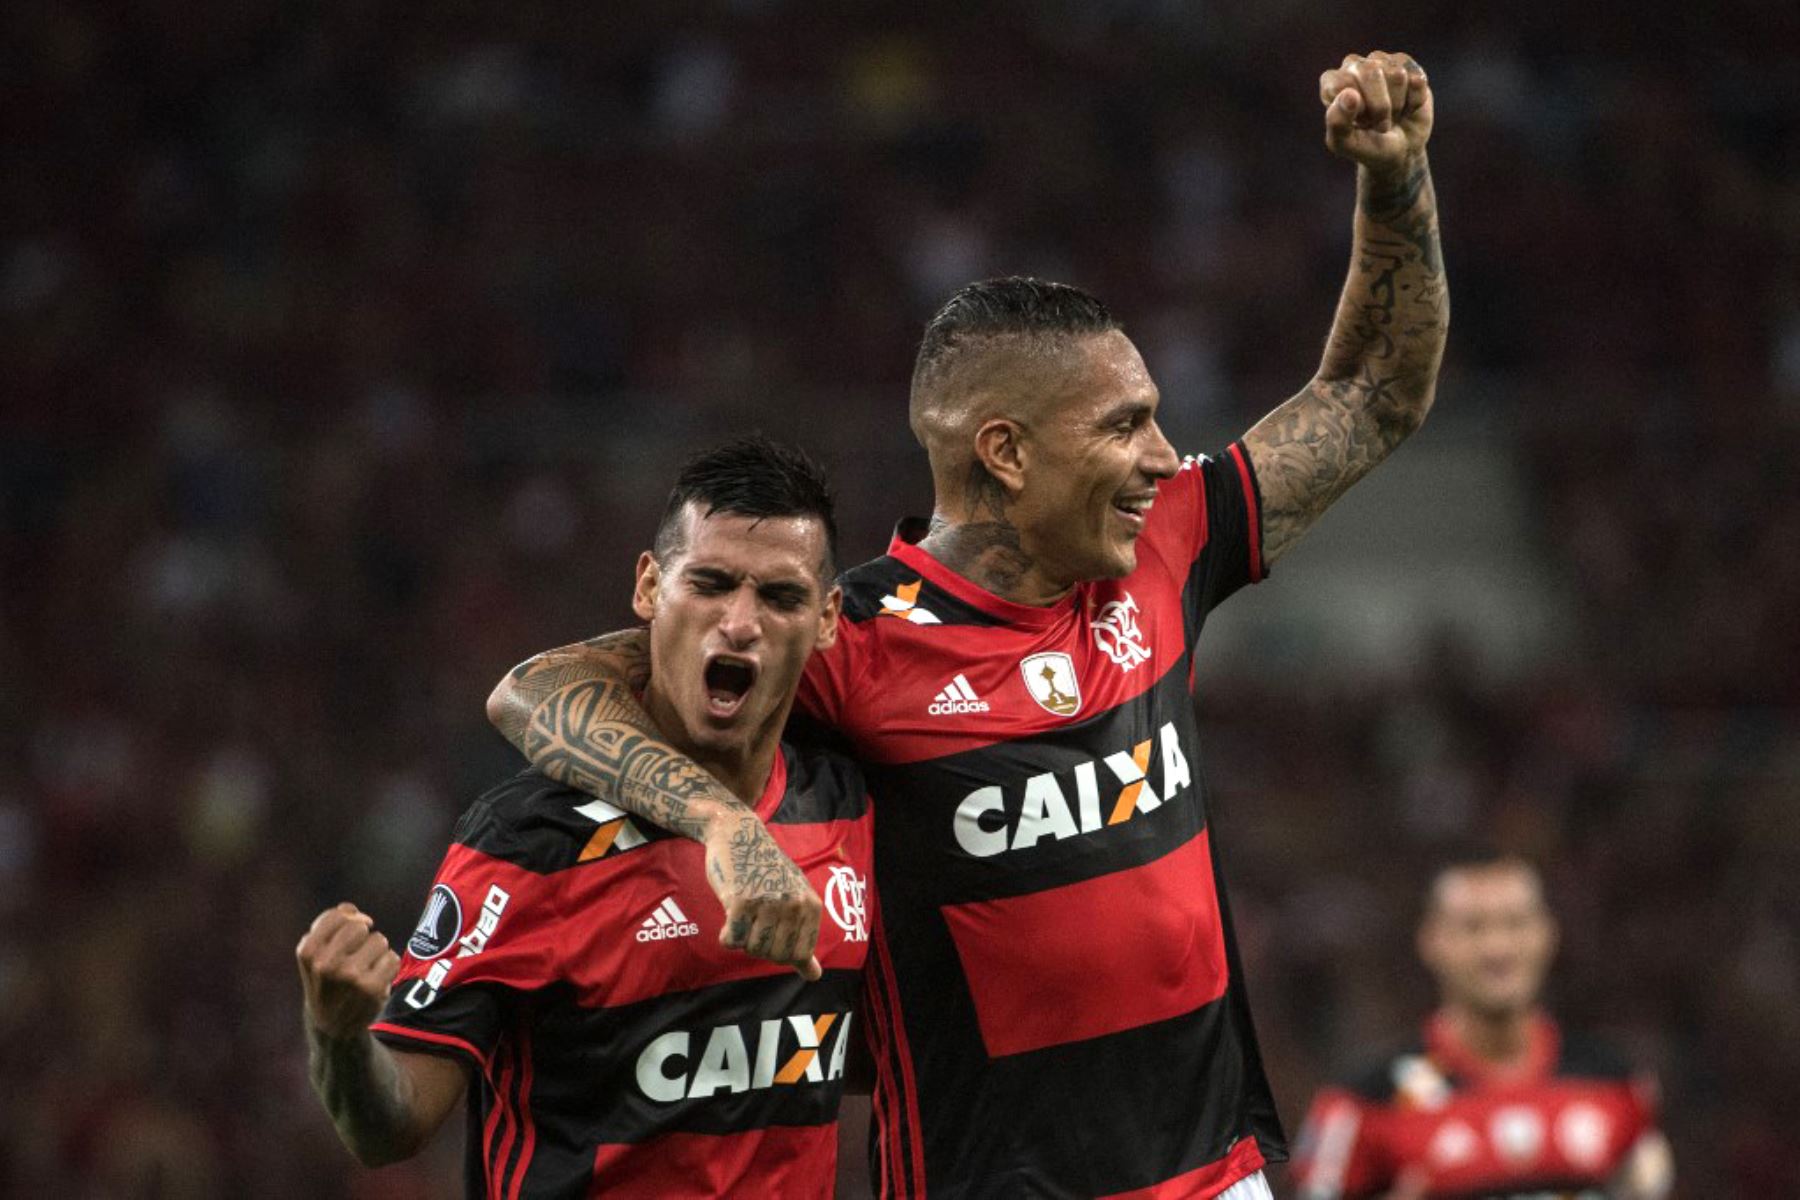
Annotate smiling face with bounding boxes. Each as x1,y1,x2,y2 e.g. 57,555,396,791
1006,330,1182,585
632,505,839,785
1419,862,1560,1022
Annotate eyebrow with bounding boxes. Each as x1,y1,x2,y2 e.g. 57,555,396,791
1095,399,1154,427
684,565,815,598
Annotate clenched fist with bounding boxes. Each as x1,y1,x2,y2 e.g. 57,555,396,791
297,902,402,1039
1320,50,1433,170
704,809,823,981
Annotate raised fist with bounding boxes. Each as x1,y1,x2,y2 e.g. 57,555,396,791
296,902,403,1039
1321,51,1433,170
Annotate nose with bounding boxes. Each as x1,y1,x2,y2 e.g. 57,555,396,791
1141,419,1180,480
717,586,763,648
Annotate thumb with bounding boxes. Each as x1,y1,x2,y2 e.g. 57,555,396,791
794,955,823,982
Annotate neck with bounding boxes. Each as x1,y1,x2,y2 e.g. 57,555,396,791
1442,1003,1535,1066
918,511,1072,606
640,685,783,808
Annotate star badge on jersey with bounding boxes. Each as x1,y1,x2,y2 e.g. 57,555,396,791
1020,652,1081,717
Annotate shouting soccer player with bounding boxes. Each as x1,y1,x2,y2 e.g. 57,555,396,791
1289,855,1674,1199
296,439,875,1197
486,50,1447,1198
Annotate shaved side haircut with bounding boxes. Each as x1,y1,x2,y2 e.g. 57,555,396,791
908,277,1122,496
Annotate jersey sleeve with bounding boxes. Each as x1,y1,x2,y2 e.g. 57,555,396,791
1288,1086,1391,1200
369,841,560,1074
1145,441,1267,621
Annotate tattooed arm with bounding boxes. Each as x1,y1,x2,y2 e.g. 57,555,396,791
1243,50,1449,566
487,631,823,977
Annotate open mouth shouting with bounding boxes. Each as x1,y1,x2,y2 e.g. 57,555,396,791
702,653,759,721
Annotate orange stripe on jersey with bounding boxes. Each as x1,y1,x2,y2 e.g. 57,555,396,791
578,818,624,862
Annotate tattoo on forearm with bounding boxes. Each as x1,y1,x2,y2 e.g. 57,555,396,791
308,1030,415,1163
1248,152,1447,563
522,678,723,842
506,651,815,912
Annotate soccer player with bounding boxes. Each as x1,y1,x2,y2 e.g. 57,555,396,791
486,50,1447,1198
296,438,876,1197
1288,855,1674,1199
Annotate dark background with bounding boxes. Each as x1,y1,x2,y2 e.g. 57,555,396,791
3,1,1796,1195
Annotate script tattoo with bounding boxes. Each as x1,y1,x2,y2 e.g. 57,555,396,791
1246,151,1448,564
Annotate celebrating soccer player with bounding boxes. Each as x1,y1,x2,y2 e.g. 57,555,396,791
297,439,874,1197
1289,854,1674,1199
486,50,1446,1198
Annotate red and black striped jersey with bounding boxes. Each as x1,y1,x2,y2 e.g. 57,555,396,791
796,443,1285,1199
370,743,874,1199
1289,1013,1663,1200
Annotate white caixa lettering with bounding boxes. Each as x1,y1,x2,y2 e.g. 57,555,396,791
953,722,1192,858
635,1011,853,1103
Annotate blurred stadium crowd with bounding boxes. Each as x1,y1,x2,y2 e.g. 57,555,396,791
3,1,1796,1196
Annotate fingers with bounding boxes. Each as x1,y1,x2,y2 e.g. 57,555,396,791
296,903,376,974
1346,54,1395,130
297,904,398,1037
1322,52,1428,132
718,892,824,977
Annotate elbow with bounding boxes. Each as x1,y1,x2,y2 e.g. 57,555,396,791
484,677,515,734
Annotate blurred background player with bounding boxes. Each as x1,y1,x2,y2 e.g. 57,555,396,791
1288,854,1673,1200
295,438,875,1197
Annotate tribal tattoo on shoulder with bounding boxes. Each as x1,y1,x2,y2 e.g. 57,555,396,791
1247,153,1448,565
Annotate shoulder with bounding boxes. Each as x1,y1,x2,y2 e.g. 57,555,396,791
1554,1028,1641,1081
771,742,871,826
1328,1037,1431,1104
835,553,1003,628
452,768,669,875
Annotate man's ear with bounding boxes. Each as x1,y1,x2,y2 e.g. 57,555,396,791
972,417,1028,501
632,551,661,622
814,585,843,651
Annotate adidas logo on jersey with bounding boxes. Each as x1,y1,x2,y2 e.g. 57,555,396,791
928,674,990,716
637,896,700,942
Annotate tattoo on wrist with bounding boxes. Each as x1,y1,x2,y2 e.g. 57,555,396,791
1359,155,1428,222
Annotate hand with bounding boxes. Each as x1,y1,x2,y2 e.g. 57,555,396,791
704,810,823,980
1320,51,1433,171
297,903,403,1039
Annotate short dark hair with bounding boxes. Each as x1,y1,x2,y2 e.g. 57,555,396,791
911,276,1120,400
652,435,838,578
1424,850,1546,917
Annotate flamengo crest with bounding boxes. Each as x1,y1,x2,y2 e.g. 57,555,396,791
824,866,868,942
1091,592,1152,671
